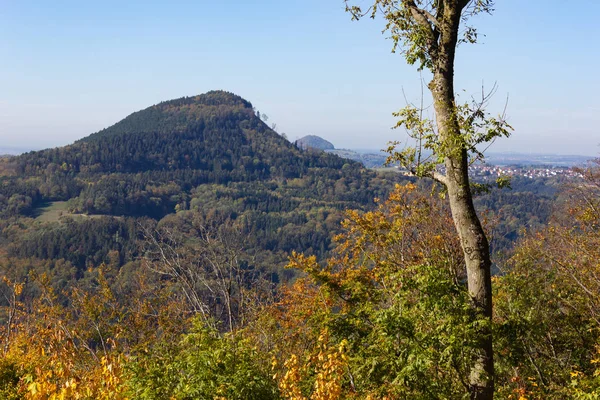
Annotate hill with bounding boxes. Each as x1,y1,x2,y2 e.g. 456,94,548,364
0,91,562,286
295,135,335,151
0,91,398,280
13,92,342,177
293,135,389,167
2,91,393,215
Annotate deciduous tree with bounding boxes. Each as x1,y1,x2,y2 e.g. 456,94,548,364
345,1,512,398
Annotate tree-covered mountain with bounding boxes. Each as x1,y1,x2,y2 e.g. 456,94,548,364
0,91,399,278
12,92,346,179
0,91,392,216
0,91,592,399
0,90,561,284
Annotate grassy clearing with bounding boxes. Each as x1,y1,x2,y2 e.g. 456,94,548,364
34,201,70,222
34,201,120,223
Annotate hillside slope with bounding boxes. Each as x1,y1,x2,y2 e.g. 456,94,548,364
13,92,346,177
0,91,398,276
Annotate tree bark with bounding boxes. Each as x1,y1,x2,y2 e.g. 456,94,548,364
428,3,494,399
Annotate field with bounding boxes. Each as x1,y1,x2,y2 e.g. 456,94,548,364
33,201,110,222
34,201,69,222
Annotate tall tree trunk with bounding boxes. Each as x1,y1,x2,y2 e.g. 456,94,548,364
444,143,494,400
429,4,494,399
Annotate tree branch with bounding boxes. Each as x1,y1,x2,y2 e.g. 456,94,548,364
432,171,449,186
421,8,441,28
406,0,439,30
406,168,449,186
404,0,440,58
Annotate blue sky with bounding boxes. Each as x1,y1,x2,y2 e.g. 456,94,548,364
1,0,599,155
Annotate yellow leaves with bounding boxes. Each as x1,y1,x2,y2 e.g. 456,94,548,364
0,276,130,400
524,377,538,388
13,283,23,297
310,332,347,400
364,395,395,400
27,381,40,395
277,331,349,400
279,354,305,400
22,354,127,400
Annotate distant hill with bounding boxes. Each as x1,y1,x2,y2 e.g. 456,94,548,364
0,90,570,291
484,152,593,167
0,147,29,156
295,135,335,151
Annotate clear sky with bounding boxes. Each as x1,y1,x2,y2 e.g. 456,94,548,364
1,0,599,156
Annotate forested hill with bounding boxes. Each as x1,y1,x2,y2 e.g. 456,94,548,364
80,91,256,142
295,135,335,151
12,91,348,177
0,91,398,276
0,90,394,218
0,90,558,282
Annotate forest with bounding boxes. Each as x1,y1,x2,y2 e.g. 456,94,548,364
1,0,599,398
0,167,596,399
0,89,591,399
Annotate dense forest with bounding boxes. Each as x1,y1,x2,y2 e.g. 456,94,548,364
0,90,595,398
0,91,400,277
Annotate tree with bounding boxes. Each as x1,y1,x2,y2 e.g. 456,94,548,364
142,220,272,332
260,184,479,398
345,1,511,398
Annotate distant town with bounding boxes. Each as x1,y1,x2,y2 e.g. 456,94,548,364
388,163,585,180
468,163,584,180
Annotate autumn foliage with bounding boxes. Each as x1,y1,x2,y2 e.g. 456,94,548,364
0,173,599,398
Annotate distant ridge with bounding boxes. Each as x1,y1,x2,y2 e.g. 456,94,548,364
293,135,388,167
0,147,31,156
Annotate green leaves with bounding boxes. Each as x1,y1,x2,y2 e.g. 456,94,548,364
125,320,279,399
385,98,512,183
345,1,496,71
455,99,513,164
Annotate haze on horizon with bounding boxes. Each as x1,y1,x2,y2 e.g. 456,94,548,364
1,1,599,157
